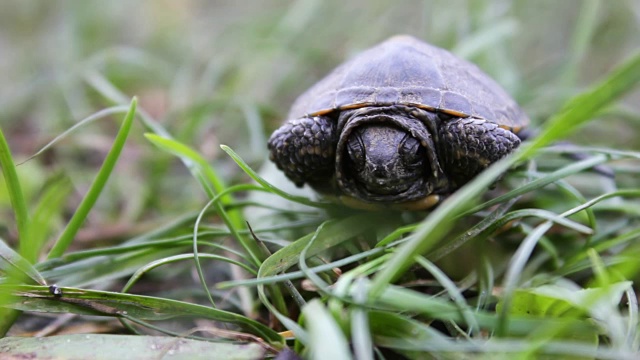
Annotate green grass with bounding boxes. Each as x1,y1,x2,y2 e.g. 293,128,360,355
1,1,640,359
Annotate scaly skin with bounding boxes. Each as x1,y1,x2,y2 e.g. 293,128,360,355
439,118,521,189
267,116,336,187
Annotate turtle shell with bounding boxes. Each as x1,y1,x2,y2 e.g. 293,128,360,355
288,35,528,133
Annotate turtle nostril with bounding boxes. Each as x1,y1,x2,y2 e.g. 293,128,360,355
372,166,386,179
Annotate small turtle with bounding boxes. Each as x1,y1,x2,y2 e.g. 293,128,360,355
268,35,528,210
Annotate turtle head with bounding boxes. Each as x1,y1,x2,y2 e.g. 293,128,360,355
335,108,443,204
344,124,427,196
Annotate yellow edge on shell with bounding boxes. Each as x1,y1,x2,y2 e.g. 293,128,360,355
308,102,465,118
307,102,525,133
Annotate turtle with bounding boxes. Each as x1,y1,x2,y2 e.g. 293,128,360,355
268,35,528,210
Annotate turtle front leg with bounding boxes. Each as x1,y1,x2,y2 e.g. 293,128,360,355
268,116,337,187
440,118,521,188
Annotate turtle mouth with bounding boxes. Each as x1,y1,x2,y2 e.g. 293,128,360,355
356,176,428,201
365,178,406,194
340,154,432,203
358,171,421,196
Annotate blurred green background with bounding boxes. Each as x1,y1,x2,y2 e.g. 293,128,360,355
0,0,638,239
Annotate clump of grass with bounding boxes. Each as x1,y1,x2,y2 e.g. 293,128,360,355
1,1,640,359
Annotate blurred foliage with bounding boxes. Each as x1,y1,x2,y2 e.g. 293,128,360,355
1,0,638,227
0,0,639,358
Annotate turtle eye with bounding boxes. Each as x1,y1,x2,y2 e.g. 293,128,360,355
346,134,366,170
400,135,425,168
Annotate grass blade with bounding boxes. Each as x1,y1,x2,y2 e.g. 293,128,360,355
23,177,71,263
351,278,373,360
220,145,332,209
463,154,608,215
145,134,227,201
47,98,137,259
1,284,282,344
303,299,352,360
561,0,600,86
145,134,264,265
121,253,257,294
0,239,46,285
17,106,130,166
523,50,640,158
0,108,33,336
0,127,30,253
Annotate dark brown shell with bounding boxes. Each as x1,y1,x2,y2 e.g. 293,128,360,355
288,35,528,132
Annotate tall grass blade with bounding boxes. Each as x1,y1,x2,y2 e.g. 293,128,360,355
47,98,137,259
0,127,30,253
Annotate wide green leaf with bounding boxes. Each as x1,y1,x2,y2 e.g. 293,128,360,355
303,300,352,360
0,334,266,360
